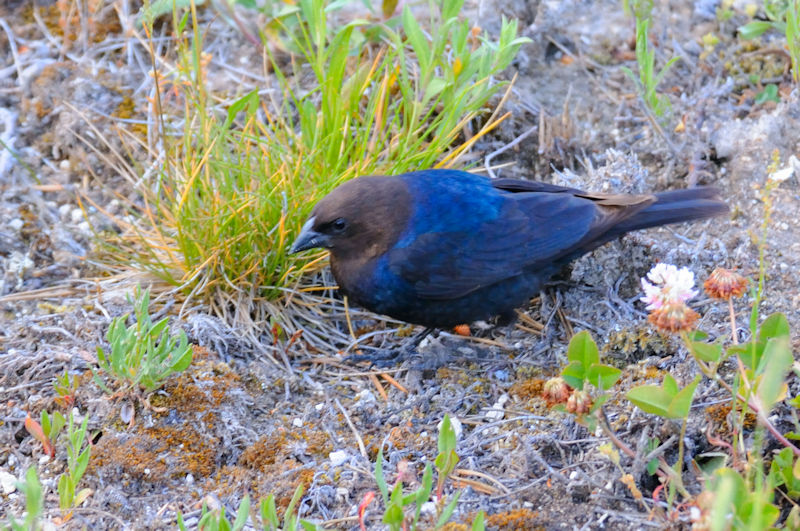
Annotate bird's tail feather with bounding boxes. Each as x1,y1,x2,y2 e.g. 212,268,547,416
613,187,729,235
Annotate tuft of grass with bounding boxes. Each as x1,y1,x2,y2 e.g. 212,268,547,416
89,0,529,327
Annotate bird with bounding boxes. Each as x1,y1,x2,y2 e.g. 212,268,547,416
290,169,728,356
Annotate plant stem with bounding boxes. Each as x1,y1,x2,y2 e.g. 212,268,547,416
597,408,689,498
728,298,738,345
695,359,800,457
675,415,688,485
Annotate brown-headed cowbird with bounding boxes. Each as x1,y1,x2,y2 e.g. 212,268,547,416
290,170,727,337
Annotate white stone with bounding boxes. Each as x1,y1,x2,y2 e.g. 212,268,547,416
185,473,194,485
329,450,349,467
0,470,17,494
355,389,376,404
484,394,509,421
59,159,70,171
420,501,437,515
58,204,72,218
70,208,83,224
292,418,303,428
8,218,23,231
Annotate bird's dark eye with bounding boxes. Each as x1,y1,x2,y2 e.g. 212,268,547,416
331,218,347,233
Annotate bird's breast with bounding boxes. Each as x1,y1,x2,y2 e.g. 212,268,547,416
330,253,412,315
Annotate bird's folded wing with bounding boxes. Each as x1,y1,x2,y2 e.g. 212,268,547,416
387,191,648,300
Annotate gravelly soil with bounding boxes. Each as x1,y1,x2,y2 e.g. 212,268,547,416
1,0,799,529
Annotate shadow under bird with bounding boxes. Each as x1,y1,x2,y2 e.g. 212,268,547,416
290,169,728,357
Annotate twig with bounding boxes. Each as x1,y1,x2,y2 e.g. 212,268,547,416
335,398,367,459
484,124,538,179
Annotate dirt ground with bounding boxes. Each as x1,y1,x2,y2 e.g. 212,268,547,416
1,0,800,529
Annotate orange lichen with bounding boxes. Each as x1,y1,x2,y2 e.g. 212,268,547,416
91,359,239,484
644,366,662,380
706,403,756,433
19,1,122,45
510,378,545,401
112,92,148,138
239,431,288,471
484,508,542,530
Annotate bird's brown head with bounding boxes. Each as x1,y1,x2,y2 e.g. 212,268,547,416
289,176,412,262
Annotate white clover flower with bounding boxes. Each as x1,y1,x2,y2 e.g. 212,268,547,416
640,263,697,310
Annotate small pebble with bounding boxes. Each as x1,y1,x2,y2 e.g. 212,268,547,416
328,450,348,467
185,474,194,485
8,218,23,231
292,418,303,428
0,470,17,494
58,204,71,218
70,208,83,224
484,394,509,421
314,403,325,411
420,501,437,516
59,159,70,171
355,389,376,404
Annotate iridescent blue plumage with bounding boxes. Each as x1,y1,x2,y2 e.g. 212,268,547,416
290,169,728,330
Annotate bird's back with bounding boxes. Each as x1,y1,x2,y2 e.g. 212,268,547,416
322,170,727,328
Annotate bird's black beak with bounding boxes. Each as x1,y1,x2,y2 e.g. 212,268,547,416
289,217,330,253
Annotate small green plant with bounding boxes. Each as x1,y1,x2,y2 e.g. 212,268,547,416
755,82,781,103
739,0,800,83
626,157,794,521
544,155,799,524
621,0,681,120
24,410,66,459
53,370,78,408
553,330,622,431
5,467,44,531
177,485,319,531
93,286,192,394
704,466,780,530
57,410,93,514
369,414,485,530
